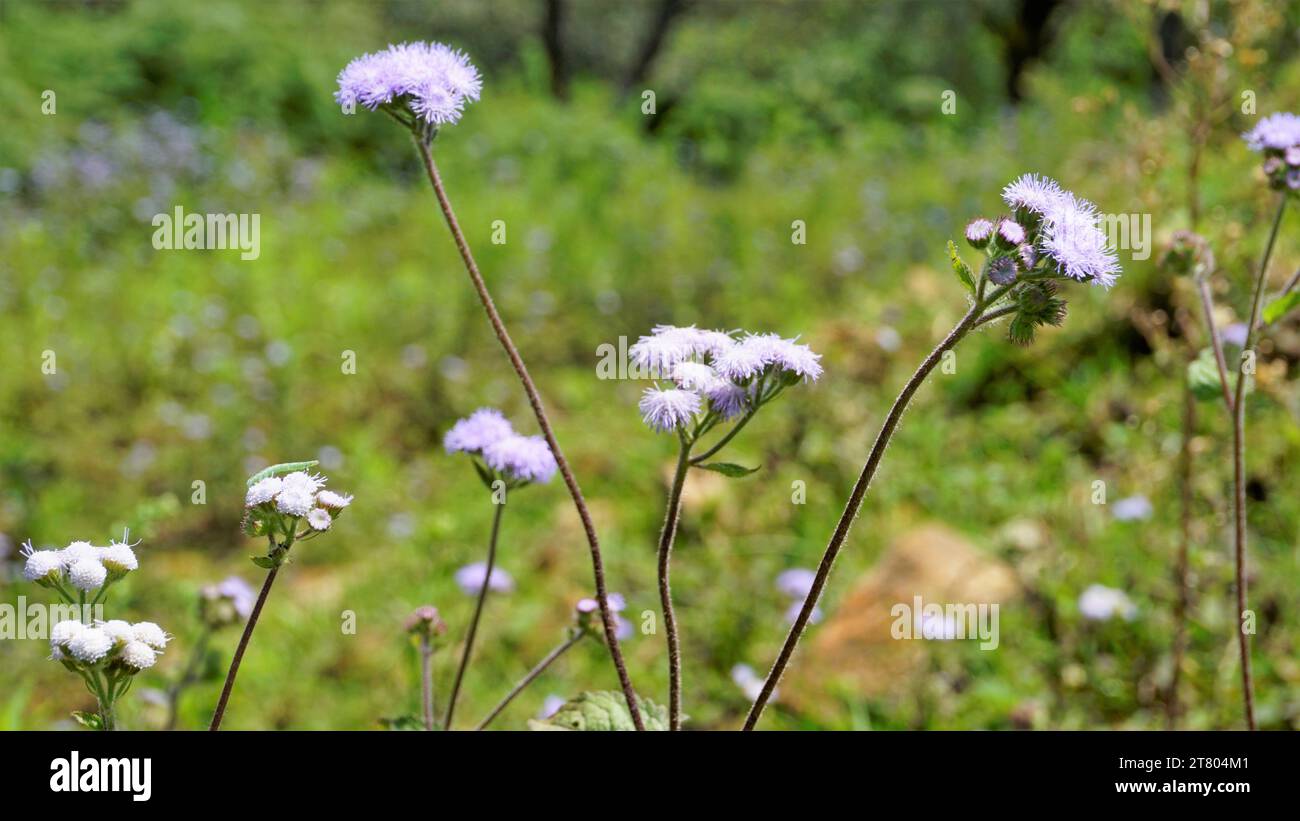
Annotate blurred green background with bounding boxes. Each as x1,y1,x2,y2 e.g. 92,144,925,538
1,0,1299,730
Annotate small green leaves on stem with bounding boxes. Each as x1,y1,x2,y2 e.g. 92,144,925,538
696,461,760,478
948,241,976,295
526,691,671,731
1007,281,1067,345
1263,290,1300,325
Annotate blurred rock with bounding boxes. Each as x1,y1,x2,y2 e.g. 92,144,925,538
782,524,1019,719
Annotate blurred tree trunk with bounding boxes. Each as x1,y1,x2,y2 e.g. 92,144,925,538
542,0,569,100
994,0,1064,102
620,0,689,98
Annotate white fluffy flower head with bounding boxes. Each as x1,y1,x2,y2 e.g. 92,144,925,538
22,546,63,583
68,558,108,592
307,508,333,531
120,640,157,671
132,621,169,650
68,628,114,663
100,542,139,575
50,619,87,649
245,476,283,507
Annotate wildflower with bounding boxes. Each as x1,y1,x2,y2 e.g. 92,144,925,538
987,255,1018,286
965,218,994,248
404,605,447,638
68,628,114,663
706,382,749,420
20,544,63,584
671,361,723,392
200,576,256,629
119,640,157,671
1078,584,1137,622
68,558,108,592
638,388,701,432
482,434,558,484
316,490,353,509
275,486,316,517
1243,112,1300,152
307,508,333,531
996,218,1026,247
775,568,816,599
99,620,135,647
1040,193,1120,287
538,694,567,719
132,621,169,650
245,476,283,506
60,540,100,567
1002,173,1066,218
335,42,482,126
1111,495,1153,522
100,542,138,576
444,408,514,455
50,619,86,649
455,562,514,595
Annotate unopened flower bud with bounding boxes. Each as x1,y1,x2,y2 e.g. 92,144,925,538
404,605,447,640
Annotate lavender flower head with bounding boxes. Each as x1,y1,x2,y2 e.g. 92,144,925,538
639,388,701,432
446,408,556,484
998,173,1121,288
455,562,514,595
335,41,482,126
444,408,514,455
632,324,823,434
1243,112,1300,152
483,434,558,484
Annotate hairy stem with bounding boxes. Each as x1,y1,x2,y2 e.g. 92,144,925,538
420,633,435,731
743,302,983,729
475,630,585,730
414,138,643,729
209,563,280,731
445,501,505,730
690,408,756,465
1169,373,1194,729
658,439,692,729
1230,195,1287,730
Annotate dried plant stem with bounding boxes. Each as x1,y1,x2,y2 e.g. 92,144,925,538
657,439,692,730
414,138,644,729
744,302,984,729
209,564,280,731
475,630,585,730
1230,195,1287,730
444,501,505,730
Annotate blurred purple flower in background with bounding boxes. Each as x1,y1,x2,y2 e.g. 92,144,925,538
455,562,514,595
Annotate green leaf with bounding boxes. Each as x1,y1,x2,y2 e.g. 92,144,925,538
696,462,759,478
471,459,498,491
1187,348,1224,401
246,460,319,487
71,711,104,731
947,240,975,294
526,691,671,731
250,555,277,570
379,715,426,731
1263,290,1300,325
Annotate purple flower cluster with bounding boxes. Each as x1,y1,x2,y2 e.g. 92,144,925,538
1242,112,1300,191
335,42,482,126
631,325,823,434
444,408,558,484
972,173,1123,288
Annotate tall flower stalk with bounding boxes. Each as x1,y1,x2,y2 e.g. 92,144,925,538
403,606,447,731
440,408,558,729
744,173,1121,728
209,461,352,731
336,43,643,727
630,325,822,729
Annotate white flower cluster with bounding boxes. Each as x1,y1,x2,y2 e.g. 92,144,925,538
244,470,352,534
20,537,139,593
49,618,168,671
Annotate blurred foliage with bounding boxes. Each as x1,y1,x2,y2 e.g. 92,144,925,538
1,0,1299,730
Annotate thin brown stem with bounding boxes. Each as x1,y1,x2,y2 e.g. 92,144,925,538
1194,275,1236,414
209,565,280,731
1230,195,1287,730
414,138,643,729
420,633,435,731
1169,374,1194,729
658,439,692,729
743,302,984,729
444,501,504,730
475,630,584,730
